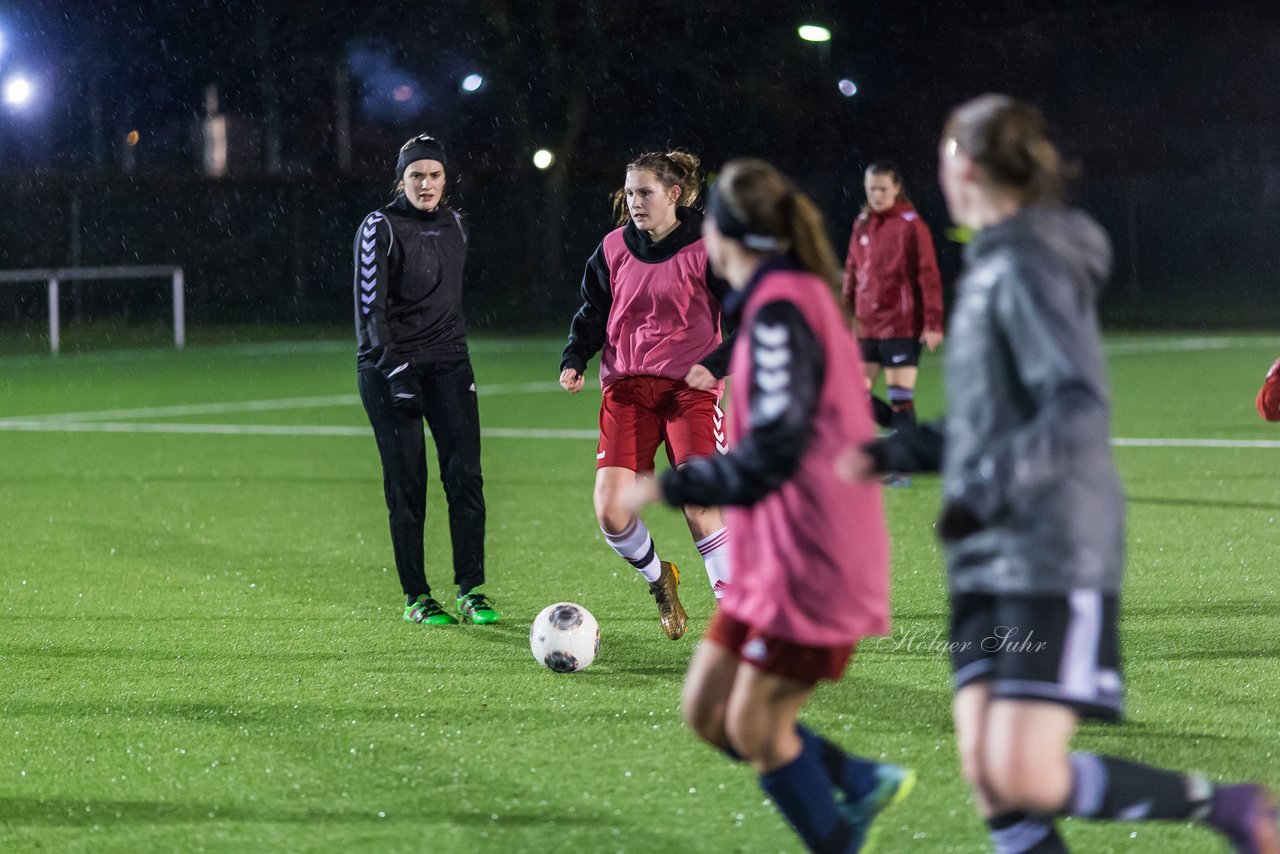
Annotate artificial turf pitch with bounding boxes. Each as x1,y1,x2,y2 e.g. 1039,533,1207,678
1,332,1277,853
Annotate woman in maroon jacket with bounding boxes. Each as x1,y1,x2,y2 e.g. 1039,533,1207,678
842,161,944,441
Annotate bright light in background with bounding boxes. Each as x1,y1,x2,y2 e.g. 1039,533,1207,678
3,74,33,108
838,78,858,97
392,84,413,103
532,148,554,170
126,130,140,146
460,73,484,93
797,24,832,43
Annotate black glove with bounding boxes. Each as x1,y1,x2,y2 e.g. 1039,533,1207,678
937,501,984,541
386,363,423,417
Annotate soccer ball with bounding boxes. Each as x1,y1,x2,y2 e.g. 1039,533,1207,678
530,602,600,673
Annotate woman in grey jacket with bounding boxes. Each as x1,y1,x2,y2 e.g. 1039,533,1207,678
862,95,1275,853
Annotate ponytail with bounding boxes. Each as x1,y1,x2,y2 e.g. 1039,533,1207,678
786,193,843,290
712,158,842,289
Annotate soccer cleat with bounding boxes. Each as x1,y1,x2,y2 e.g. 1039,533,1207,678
837,764,917,852
881,472,913,488
1206,784,1280,854
457,590,501,625
648,561,688,640
403,594,459,626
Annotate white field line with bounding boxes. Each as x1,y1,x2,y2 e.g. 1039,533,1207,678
0,419,599,440
0,417,1274,448
1102,336,1237,355
1111,437,1280,449
11,382,564,422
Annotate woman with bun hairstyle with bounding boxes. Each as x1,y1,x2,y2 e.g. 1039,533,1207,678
559,151,736,642
627,158,912,853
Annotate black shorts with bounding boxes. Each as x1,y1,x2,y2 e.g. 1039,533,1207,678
950,591,1124,721
859,337,923,369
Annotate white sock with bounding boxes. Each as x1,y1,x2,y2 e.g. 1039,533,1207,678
603,517,662,582
695,528,730,597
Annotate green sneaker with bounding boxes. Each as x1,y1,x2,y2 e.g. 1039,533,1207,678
838,763,916,852
456,590,501,625
404,595,458,626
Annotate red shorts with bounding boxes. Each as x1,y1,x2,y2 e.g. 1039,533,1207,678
597,376,724,473
705,610,855,686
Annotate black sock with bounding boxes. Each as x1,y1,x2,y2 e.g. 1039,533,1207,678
1065,753,1210,821
868,393,894,429
987,813,1068,853
887,385,916,430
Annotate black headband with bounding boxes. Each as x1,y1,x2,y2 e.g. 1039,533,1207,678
397,135,447,178
707,182,786,252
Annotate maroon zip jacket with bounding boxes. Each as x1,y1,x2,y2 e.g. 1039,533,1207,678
842,201,944,339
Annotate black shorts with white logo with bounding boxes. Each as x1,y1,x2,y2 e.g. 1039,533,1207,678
950,591,1124,721
858,337,923,368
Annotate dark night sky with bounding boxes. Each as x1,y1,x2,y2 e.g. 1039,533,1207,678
2,0,1278,331
5,0,1278,184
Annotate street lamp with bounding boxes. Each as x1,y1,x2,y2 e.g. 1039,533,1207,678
533,148,554,170
797,24,832,43
460,73,484,93
2,74,33,108
838,79,858,97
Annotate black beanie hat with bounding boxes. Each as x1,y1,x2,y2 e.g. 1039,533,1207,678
396,135,447,177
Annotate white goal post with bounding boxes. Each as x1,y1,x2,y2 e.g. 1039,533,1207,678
0,265,185,354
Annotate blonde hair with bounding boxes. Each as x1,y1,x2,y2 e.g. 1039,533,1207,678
611,150,703,226
713,158,843,290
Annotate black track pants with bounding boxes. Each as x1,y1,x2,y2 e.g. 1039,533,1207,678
358,360,486,598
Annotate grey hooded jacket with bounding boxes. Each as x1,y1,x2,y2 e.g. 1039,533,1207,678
940,205,1124,595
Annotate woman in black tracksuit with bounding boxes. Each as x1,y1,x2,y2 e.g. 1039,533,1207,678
354,134,499,627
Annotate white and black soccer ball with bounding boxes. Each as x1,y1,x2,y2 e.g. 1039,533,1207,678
530,602,600,673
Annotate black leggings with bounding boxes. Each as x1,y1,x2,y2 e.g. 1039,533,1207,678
358,360,486,598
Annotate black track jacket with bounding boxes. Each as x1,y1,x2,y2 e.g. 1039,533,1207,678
355,194,470,373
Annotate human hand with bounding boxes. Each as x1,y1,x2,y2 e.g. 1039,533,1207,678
836,444,883,482
387,364,423,417
560,368,585,394
684,364,716,391
936,502,983,541
619,477,663,515
921,330,944,352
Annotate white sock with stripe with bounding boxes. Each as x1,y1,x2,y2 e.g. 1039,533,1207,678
603,518,662,582
695,528,730,598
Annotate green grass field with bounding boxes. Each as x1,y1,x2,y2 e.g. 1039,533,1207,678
1,332,1278,853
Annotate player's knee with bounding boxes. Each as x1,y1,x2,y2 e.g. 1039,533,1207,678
593,489,631,534
722,708,775,765
681,691,725,746
441,455,482,490
984,749,1065,813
